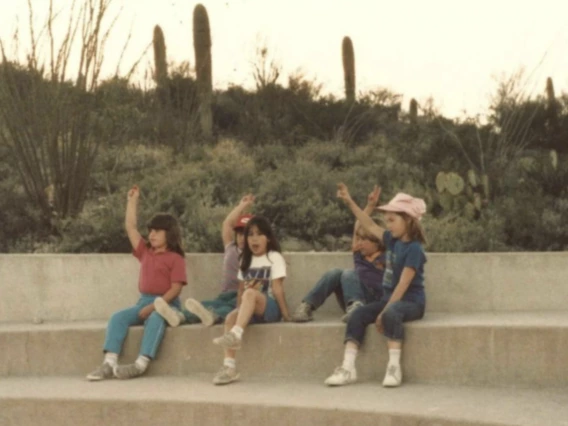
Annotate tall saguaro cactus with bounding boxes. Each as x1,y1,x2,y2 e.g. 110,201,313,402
409,98,418,124
545,77,558,128
342,36,355,103
193,4,213,138
153,25,168,88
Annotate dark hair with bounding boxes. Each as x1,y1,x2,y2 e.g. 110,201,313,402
147,213,185,257
397,212,427,245
240,216,281,273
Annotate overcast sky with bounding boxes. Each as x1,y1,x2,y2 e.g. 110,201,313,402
1,0,567,118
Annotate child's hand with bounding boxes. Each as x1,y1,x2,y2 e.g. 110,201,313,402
240,193,255,207
366,185,381,207
375,312,384,334
138,304,154,320
336,183,352,203
127,185,140,202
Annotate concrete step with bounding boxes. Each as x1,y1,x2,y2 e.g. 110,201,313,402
1,252,568,322
2,312,568,387
1,376,567,426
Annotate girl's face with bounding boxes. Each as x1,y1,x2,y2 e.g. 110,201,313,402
235,229,246,250
384,212,409,240
149,228,168,250
246,225,268,256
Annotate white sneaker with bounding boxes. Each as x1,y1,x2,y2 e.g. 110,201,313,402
185,298,218,326
213,331,242,350
324,367,357,386
213,366,240,385
341,301,364,323
154,297,185,327
382,363,402,387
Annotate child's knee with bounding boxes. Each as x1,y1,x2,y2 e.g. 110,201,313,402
242,288,258,302
381,307,402,327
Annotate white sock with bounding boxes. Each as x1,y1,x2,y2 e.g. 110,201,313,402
388,349,401,366
341,347,358,371
135,355,150,371
230,325,244,340
104,352,118,367
223,358,236,369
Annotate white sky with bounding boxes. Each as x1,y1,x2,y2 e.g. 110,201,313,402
1,0,568,118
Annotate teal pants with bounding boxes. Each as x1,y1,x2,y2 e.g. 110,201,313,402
184,290,238,324
103,294,181,359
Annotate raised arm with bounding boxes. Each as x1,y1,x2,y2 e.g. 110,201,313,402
338,183,385,243
125,185,142,250
222,194,255,246
352,185,381,251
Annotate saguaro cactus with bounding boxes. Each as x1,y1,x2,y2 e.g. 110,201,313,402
545,77,558,128
409,98,418,124
153,25,168,87
193,4,213,138
342,36,355,103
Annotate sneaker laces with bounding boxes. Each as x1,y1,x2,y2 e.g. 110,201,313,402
387,364,399,377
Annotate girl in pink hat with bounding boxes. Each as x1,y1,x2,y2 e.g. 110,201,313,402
325,183,427,388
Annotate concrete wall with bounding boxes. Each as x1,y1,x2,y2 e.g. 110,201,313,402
0,252,567,323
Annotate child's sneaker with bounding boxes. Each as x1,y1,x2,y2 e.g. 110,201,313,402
185,298,218,326
86,363,114,381
382,363,402,387
154,297,185,327
212,331,242,350
291,302,314,322
324,367,357,386
213,366,240,385
113,363,147,380
341,301,364,323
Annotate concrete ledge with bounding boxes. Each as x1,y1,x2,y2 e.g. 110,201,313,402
1,377,568,426
2,312,568,387
1,252,567,323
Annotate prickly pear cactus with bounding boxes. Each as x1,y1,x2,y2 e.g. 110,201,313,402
446,172,465,196
435,171,448,193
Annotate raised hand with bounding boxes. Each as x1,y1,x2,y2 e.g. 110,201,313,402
240,193,255,207
336,182,352,203
366,185,381,208
127,185,140,202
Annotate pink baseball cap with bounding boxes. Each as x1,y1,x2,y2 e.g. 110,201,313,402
378,193,426,220
234,214,253,230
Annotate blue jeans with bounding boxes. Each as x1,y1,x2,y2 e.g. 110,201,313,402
303,268,378,312
103,294,181,359
345,298,425,345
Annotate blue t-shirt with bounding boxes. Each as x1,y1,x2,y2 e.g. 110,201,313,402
353,251,385,298
382,230,426,305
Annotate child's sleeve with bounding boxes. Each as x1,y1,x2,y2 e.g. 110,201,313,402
132,238,147,261
404,243,426,270
170,255,188,285
270,252,287,279
237,269,244,281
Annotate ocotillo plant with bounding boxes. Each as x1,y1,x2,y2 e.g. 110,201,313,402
342,36,355,103
193,4,213,138
409,98,418,124
153,25,168,87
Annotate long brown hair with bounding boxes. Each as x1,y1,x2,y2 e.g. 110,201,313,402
240,216,281,273
399,212,427,245
146,213,185,257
